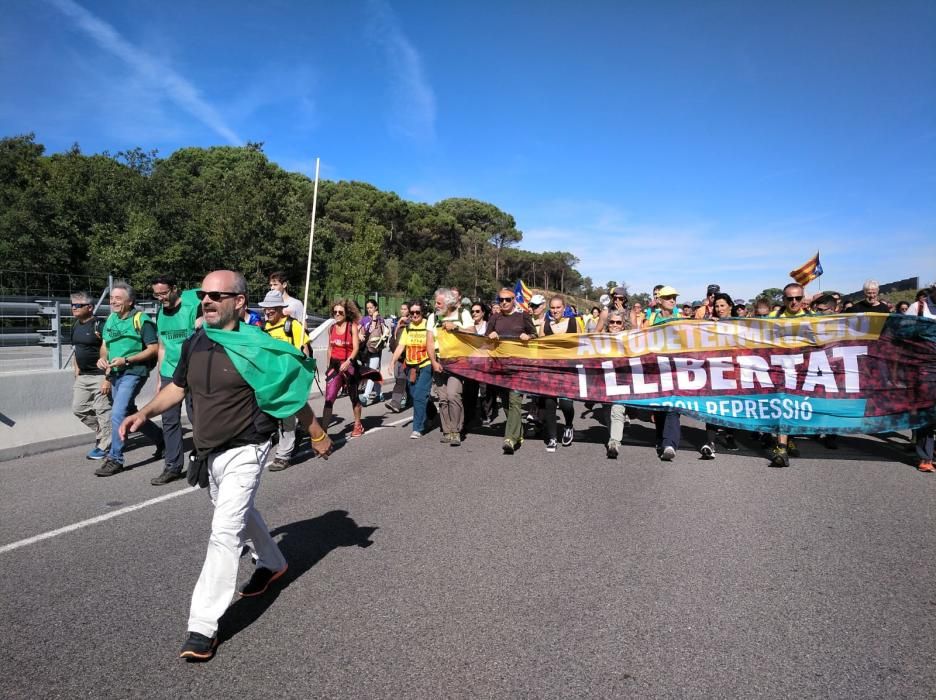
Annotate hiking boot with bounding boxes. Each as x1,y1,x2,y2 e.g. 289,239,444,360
449,433,461,447
151,469,183,485
86,447,107,460
787,438,800,458
439,432,452,444
239,563,288,597
268,457,291,472
94,458,124,477
724,435,739,451
350,423,365,439
660,446,676,461
769,447,790,468
179,631,217,661
503,439,516,455
606,440,619,459
561,426,574,447
700,443,715,459
545,438,558,453
918,460,935,473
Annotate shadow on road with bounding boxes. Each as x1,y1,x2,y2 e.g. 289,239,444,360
217,509,378,644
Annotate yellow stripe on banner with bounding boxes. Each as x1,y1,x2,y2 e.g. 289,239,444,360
436,314,888,360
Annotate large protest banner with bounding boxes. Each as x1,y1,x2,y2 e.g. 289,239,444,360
438,314,936,434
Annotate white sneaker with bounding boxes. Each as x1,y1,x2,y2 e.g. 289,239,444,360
409,431,422,439
661,446,676,461
545,439,558,453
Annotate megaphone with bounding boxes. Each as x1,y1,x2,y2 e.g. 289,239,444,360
599,294,611,308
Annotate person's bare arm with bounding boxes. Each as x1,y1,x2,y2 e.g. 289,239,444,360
297,403,333,459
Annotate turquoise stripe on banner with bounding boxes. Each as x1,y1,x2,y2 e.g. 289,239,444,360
619,394,869,433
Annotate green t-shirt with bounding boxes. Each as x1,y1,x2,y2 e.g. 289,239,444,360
102,310,158,377
157,289,200,377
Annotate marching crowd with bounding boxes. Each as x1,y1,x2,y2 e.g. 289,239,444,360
65,269,935,660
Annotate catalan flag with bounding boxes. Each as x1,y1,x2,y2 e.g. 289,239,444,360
513,279,533,311
790,251,823,286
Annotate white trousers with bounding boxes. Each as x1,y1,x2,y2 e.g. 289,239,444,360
187,441,286,638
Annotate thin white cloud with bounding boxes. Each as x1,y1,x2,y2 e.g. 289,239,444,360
46,0,240,145
366,0,436,140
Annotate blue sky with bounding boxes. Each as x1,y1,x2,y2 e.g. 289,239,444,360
2,0,934,301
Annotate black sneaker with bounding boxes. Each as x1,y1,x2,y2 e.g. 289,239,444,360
239,564,288,597
94,458,125,477
700,443,715,459
769,447,790,468
179,631,217,661
151,469,183,486
561,426,574,447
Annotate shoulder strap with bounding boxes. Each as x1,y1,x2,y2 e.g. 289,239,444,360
284,317,293,336
133,311,144,334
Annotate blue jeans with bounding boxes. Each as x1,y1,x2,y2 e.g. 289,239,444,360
408,364,433,433
108,372,163,464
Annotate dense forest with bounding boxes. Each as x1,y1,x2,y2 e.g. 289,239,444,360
0,134,596,307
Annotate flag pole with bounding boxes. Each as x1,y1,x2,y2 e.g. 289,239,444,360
301,157,321,327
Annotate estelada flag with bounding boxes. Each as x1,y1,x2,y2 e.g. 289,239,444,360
513,280,532,311
790,251,823,286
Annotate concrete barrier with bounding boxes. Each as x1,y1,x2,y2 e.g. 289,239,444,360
0,370,158,461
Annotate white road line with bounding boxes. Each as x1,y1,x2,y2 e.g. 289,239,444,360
0,486,198,555
1,411,415,555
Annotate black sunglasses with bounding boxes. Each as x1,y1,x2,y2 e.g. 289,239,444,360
785,295,804,302
471,308,483,313
196,290,240,301
71,303,91,308
498,297,514,303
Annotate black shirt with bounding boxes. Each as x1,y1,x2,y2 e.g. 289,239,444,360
843,300,891,314
71,317,104,375
173,329,277,454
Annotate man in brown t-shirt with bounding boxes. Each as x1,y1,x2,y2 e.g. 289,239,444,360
487,287,535,454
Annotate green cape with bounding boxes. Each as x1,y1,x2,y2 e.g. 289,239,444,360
204,322,316,418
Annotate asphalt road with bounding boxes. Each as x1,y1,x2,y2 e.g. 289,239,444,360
1,397,934,699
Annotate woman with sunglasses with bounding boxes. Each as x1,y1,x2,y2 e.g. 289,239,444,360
462,303,489,428
389,300,437,438
537,295,577,452
321,299,365,439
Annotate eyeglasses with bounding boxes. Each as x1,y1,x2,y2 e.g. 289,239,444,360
608,320,625,325
71,303,91,308
785,295,804,302
410,309,423,315
196,290,240,301
152,290,171,299
498,297,514,303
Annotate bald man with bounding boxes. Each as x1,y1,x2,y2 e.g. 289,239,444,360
121,270,331,661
